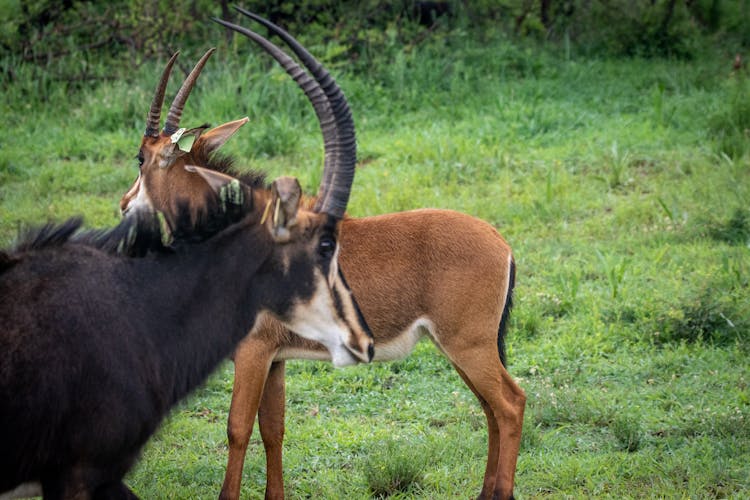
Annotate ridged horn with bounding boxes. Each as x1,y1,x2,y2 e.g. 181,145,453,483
145,52,179,138
211,17,339,212
163,48,216,136
216,10,356,219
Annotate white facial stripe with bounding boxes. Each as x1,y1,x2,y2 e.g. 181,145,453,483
122,176,140,209
124,175,153,213
284,272,341,343
328,244,340,287
275,317,433,365
276,344,359,367
282,270,368,366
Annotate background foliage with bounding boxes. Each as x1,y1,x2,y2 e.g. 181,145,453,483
1,0,749,498
2,1,749,74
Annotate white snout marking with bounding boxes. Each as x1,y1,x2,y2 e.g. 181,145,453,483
275,317,436,366
282,271,369,366
122,176,153,215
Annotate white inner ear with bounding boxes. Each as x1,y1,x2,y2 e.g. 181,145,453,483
184,164,236,193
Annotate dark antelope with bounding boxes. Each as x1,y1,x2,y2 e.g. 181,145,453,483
0,47,373,499
120,10,525,500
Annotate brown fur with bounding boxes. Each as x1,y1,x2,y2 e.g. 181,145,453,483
121,24,523,494
221,209,525,500
121,125,525,499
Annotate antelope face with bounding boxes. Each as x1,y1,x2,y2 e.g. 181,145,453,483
120,118,250,229
258,181,373,365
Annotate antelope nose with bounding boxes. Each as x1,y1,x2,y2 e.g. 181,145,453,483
349,335,374,363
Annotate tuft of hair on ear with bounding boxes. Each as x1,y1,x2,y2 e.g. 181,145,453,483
219,178,244,212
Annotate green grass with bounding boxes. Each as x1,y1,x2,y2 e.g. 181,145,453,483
1,31,749,498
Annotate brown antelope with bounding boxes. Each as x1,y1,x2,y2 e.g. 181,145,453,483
0,46,374,499
120,10,525,500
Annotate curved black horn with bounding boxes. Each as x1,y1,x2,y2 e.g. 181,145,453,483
163,48,216,136
211,17,339,214
237,8,356,218
218,9,356,219
145,52,179,138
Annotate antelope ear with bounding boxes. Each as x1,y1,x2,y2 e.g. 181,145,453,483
198,117,249,154
185,164,238,193
267,176,302,243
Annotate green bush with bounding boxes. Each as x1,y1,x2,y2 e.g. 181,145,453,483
649,284,747,346
611,412,643,452
363,437,429,498
709,74,750,159
2,0,748,88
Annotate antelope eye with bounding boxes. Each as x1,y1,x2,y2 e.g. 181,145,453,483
318,235,336,260
136,152,145,168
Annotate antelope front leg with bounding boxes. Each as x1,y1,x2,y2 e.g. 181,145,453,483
219,337,278,500
258,361,287,500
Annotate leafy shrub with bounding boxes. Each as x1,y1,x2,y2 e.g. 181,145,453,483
708,208,750,245
652,287,746,346
1,0,225,62
2,0,747,89
709,74,750,159
611,411,643,452
363,437,429,498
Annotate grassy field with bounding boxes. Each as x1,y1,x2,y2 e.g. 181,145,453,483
1,30,749,498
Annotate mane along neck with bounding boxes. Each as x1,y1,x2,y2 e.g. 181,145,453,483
6,214,168,260
192,139,267,189
75,212,169,257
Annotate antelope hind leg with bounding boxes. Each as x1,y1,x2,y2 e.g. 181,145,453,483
447,346,525,500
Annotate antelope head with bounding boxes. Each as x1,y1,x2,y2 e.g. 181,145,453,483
121,49,256,232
